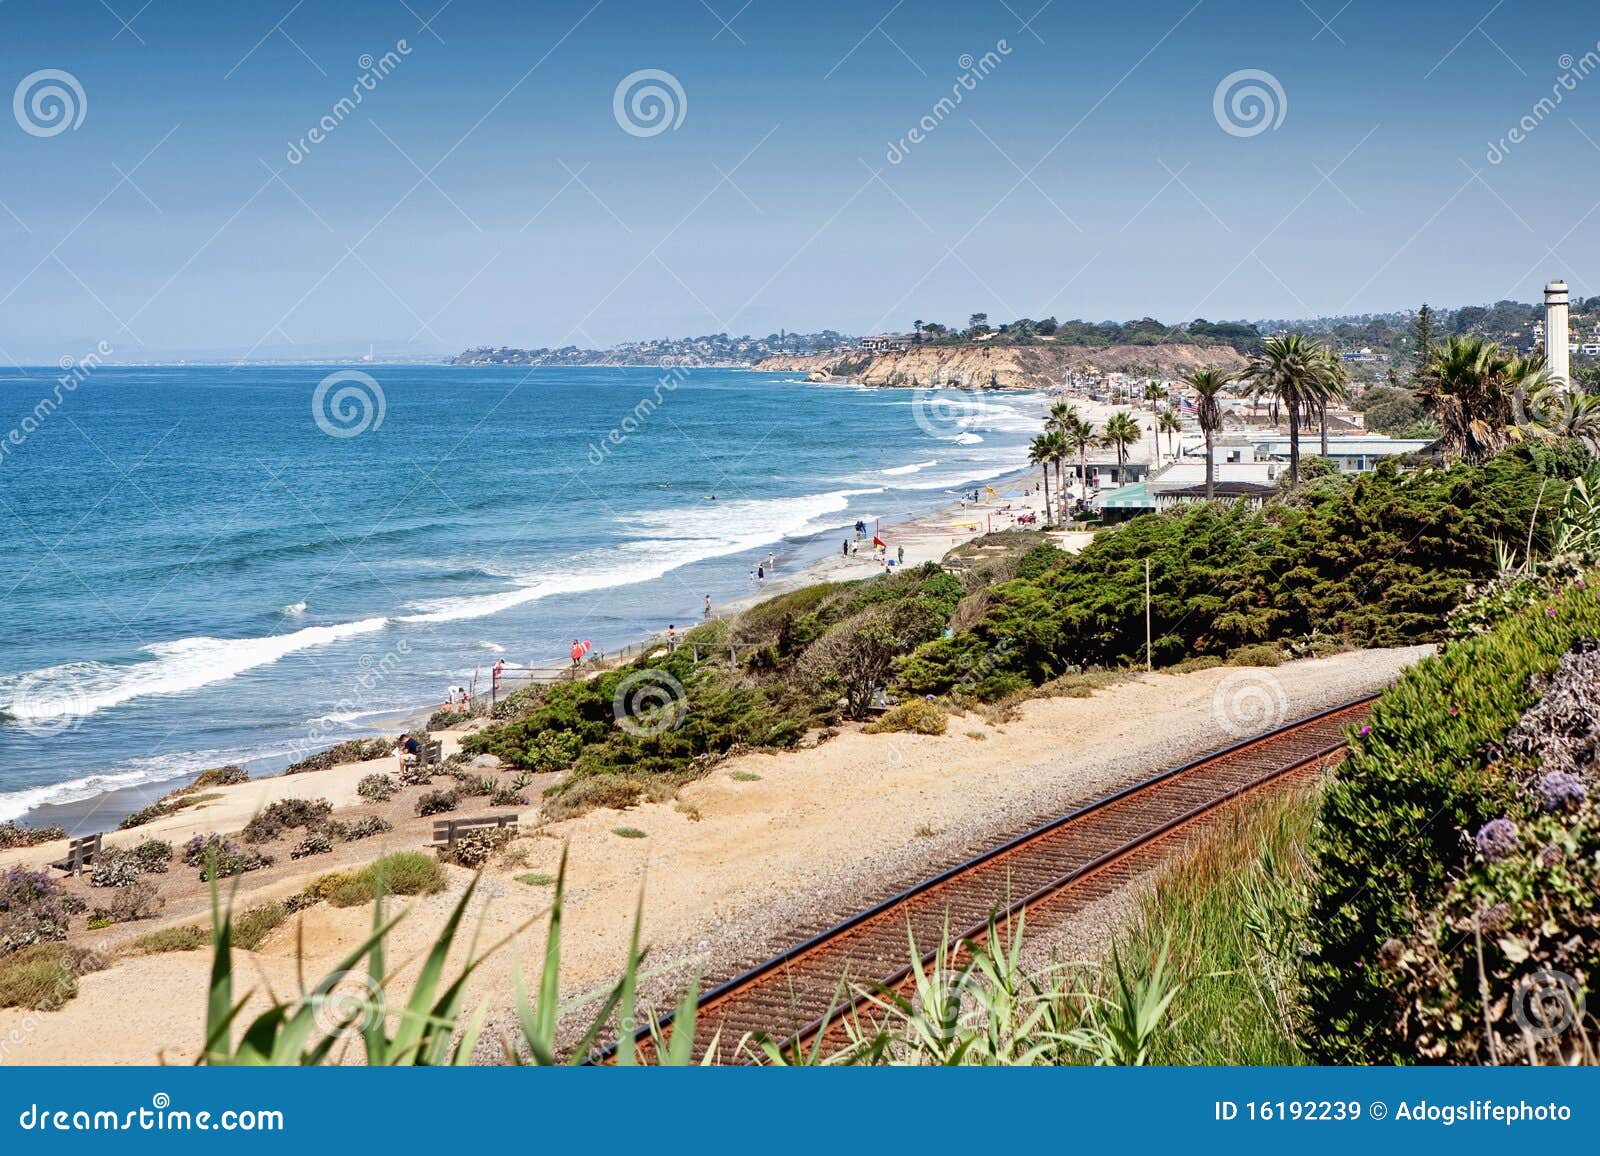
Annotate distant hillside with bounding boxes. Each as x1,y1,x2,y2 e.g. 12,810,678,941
452,331,850,367
757,342,1246,391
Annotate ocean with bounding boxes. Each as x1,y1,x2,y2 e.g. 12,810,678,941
0,364,1044,824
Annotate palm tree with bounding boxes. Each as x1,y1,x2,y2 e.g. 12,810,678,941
1315,349,1350,458
1157,408,1182,463
1044,402,1079,498
1241,333,1336,485
1416,335,1546,462
1046,430,1072,516
1522,381,1600,454
913,319,924,345
1028,433,1054,522
1142,380,1166,418
1184,367,1233,500
1062,415,1098,500
1101,412,1142,484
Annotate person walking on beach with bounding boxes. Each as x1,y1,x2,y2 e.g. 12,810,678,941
897,545,905,565
757,563,765,585
842,539,849,557
766,551,775,572
666,624,677,653
704,594,712,620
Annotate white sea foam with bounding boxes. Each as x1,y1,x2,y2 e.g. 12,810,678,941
0,617,390,724
0,741,318,823
280,600,308,616
398,488,881,624
882,459,937,476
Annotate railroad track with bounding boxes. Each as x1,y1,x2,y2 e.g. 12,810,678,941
597,695,1375,1065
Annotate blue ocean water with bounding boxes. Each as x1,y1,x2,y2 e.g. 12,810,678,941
0,364,1042,822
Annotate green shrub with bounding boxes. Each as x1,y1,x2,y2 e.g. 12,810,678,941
185,765,248,791
0,944,104,1009
0,822,66,850
241,797,332,843
89,881,162,924
864,699,948,735
1226,643,1285,667
289,833,334,860
415,789,459,817
317,852,448,908
1301,577,1600,1063
357,773,396,802
516,872,556,887
133,924,209,953
613,827,647,839
132,839,172,873
232,903,289,951
427,709,469,731
524,729,581,772
117,792,222,830
896,449,1583,700
284,738,393,776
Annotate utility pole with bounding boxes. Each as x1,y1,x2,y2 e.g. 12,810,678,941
1145,558,1152,673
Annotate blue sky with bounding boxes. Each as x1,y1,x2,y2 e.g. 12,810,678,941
1,0,1597,358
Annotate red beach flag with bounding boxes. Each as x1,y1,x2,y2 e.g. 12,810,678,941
872,535,887,549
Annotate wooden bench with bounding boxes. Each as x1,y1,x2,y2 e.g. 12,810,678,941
418,739,444,769
50,833,103,874
430,814,519,850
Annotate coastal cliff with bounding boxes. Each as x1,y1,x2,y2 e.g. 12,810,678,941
754,342,1246,389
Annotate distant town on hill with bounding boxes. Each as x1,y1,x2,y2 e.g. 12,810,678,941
453,295,1600,374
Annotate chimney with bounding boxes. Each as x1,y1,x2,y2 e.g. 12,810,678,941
1545,280,1570,385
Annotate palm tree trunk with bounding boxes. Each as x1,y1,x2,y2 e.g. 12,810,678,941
1041,465,1051,523
1204,430,1214,499
1079,448,1088,500
1319,400,1329,457
1288,403,1301,485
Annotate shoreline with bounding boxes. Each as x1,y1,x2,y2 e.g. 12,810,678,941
11,455,1057,836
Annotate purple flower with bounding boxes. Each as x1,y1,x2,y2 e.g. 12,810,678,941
1547,608,1558,617
1359,725,1372,736
1536,770,1587,813
1475,818,1520,862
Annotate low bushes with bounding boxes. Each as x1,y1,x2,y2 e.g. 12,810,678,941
89,881,162,925
284,738,393,776
118,792,221,830
133,924,209,953
415,789,458,817
1301,574,1600,1063
310,852,447,909
0,868,71,955
181,835,273,881
864,699,948,735
437,828,511,869
241,797,332,843
0,822,65,850
0,944,105,1010
135,902,286,954
357,773,397,802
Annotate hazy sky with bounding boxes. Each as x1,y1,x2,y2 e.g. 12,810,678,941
1,0,1597,358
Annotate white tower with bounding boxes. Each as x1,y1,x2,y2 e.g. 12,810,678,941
1545,280,1570,385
